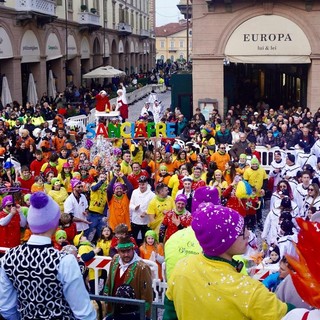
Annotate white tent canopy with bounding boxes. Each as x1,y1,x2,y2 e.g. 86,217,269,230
83,65,125,79
1,76,13,106
27,73,38,106
47,70,57,100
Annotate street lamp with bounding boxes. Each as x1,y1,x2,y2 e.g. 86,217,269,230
186,0,190,63
65,0,68,87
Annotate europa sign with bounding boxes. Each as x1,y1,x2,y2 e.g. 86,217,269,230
243,34,292,42
225,15,311,61
86,122,176,139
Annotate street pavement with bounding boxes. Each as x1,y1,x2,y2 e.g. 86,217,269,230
127,89,172,122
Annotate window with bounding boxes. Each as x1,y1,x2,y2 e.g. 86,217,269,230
119,6,125,23
125,8,129,23
171,55,174,62
103,0,108,21
160,41,165,48
112,2,116,26
67,0,73,10
179,40,184,48
131,11,134,29
93,0,99,12
161,55,164,61
170,41,175,49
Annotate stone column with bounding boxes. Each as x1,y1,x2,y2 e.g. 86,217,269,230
6,58,22,105
307,57,320,113
193,56,224,115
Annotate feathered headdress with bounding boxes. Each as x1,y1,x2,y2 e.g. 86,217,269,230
286,218,320,309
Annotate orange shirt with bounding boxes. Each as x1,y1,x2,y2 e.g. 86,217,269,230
53,136,66,153
160,161,175,175
31,183,45,193
210,152,230,171
139,243,164,280
107,195,131,231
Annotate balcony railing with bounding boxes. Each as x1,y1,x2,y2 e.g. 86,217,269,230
140,29,150,38
117,23,132,35
16,0,56,16
78,12,101,27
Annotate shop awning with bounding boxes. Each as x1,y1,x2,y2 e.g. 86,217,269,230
226,55,311,64
46,33,62,61
0,28,13,59
20,30,40,63
67,35,77,60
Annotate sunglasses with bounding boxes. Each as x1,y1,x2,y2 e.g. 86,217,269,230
6,204,13,208
308,188,314,191
279,185,287,189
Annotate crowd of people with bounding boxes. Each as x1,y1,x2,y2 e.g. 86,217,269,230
0,85,320,319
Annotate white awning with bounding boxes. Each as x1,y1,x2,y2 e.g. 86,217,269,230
104,39,110,57
0,27,13,59
225,15,311,64
67,35,77,60
118,40,124,53
46,33,62,61
226,55,311,64
20,30,40,63
81,37,90,59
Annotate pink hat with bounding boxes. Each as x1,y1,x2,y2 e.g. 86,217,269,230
2,195,13,208
113,182,124,191
192,203,244,256
70,178,81,189
27,192,60,233
63,162,71,168
175,194,187,204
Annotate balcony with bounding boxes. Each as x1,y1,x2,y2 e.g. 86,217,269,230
140,29,150,39
78,12,101,32
117,23,132,35
16,0,56,26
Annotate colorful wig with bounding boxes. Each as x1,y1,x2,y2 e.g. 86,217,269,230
235,180,253,199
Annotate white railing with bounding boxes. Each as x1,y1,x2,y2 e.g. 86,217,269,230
16,0,56,15
78,12,101,26
65,115,88,132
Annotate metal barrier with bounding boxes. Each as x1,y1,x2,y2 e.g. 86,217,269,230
151,302,165,320
89,294,146,320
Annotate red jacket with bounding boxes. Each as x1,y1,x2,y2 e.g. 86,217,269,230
96,94,111,112
127,170,149,189
30,159,46,177
0,210,21,248
18,176,35,194
222,185,246,217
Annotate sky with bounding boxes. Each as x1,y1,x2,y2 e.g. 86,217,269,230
155,0,184,27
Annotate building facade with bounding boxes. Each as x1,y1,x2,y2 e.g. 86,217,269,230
192,0,320,116
155,21,191,63
0,0,155,104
